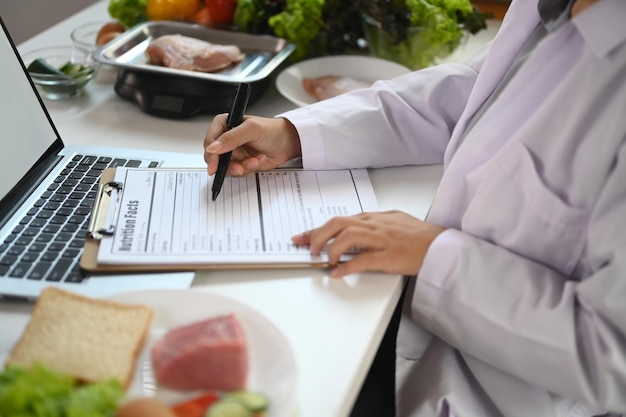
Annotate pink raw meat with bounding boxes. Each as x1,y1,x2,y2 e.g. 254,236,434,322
145,34,244,72
151,312,248,391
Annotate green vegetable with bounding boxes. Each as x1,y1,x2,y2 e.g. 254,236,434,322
27,58,70,80
233,0,489,63
234,0,286,34
108,0,147,28
205,400,252,417
0,363,124,417
220,391,268,413
267,0,325,61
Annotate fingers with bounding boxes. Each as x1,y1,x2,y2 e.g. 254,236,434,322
205,116,303,176
204,115,255,173
291,211,445,278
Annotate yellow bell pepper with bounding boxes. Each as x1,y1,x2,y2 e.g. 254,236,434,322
147,0,202,21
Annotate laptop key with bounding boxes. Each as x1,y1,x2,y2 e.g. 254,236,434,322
93,162,109,170
64,263,85,283
3,235,16,244
15,236,33,246
42,251,60,262
19,215,33,225
8,245,26,256
35,233,54,243
85,169,102,177
62,248,80,258
30,218,47,227
69,238,84,249
75,207,91,216
61,223,79,233
109,158,127,168
126,160,142,167
49,215,67,225
81,155,99,165
28,243,47,252
46,259,73,281
21,252,40,262
23,227,40,236
55,232,74,242
11,225,25,234
28,262,52,280
57,208,74,216
48,242,66,251
0,254,18,265
9,262,30,278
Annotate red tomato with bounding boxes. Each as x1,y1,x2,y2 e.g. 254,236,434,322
190,6,213,25
205,0,238,25
171,392,220,417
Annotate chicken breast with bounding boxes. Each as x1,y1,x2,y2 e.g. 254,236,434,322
146,34,244,73
302,75,372,101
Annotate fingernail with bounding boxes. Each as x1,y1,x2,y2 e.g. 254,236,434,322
206,141,224,153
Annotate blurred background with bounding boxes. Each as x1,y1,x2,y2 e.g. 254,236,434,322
1,0,509,46
1,0,99,44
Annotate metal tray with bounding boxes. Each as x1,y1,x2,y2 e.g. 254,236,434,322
93,21,295,83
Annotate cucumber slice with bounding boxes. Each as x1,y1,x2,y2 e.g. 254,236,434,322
221,391,269,413
27,58,69,79
205,400,252,417
28,58,62,74
59,61,84,75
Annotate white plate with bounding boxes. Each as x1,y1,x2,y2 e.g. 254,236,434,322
107,289,297,417
276,55,411,107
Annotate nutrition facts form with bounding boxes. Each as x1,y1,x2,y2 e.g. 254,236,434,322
94,167,378,266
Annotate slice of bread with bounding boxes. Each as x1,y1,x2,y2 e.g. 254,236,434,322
6,287,153,389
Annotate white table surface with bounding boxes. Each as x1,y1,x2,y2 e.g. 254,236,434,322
2,4,499,416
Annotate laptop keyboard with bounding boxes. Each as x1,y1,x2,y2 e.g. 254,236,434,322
0,154,159,283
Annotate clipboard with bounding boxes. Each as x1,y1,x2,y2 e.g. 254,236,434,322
81,167,375,273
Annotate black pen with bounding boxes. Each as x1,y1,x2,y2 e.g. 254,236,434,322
211,83,251,201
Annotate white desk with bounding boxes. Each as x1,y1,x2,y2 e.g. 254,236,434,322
2,3,498,416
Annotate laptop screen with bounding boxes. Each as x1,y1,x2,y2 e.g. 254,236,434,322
0,19,59,200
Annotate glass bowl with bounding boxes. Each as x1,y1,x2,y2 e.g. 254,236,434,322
71,21,106,56
22,46,99,100
361,14,467,70
71,21,127,57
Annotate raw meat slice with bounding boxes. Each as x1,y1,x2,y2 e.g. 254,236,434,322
146,34,244,72
151,312,248,391
302,75,372,101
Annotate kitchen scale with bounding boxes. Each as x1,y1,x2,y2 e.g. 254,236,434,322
114,69,270,119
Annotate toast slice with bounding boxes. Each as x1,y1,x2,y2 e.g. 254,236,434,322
6,287,153,389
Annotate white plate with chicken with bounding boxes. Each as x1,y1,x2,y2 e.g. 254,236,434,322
275,55,411,107
107,288,298,417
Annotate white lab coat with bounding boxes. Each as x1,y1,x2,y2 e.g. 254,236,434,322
281,0,626,415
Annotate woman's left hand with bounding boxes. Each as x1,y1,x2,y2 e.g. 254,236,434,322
291,210,446,278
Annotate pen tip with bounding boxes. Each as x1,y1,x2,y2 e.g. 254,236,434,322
211,191,219,201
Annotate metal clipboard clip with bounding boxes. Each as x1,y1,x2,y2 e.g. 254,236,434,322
87,181,123,240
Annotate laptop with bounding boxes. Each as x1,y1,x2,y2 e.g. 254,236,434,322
0,17,200,300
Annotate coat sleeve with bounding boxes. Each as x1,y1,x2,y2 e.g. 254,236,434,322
412,140,626,412
279,50,488,170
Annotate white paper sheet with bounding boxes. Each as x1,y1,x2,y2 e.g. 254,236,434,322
96,168,378,265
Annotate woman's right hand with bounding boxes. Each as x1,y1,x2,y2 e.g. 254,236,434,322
203,115,302,176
